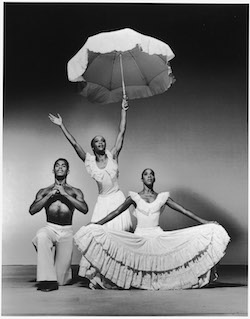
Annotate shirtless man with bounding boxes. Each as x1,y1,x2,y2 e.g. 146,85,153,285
29,158,88,292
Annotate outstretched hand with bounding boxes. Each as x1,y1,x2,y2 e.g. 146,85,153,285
210,221,220,225
203,220,220,225
86,222,95,226
48,113,63,126
122,96,129,111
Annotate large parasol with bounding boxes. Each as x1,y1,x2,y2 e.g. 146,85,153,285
67,28,175,104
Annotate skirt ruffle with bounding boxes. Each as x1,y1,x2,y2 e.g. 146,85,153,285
74,223,230,290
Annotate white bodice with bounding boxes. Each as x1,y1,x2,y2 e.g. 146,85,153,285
85,150,119,196
129,191,170,228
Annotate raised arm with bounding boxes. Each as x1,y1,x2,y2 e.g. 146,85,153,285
111,97,129,160
29,188,57,215
48,113,86,162
166,197,219,225
95,196,135,225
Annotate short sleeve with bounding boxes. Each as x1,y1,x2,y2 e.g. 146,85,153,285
85,152,92,161
84,152,104,181
84,153,94,175
128,191,139,203
158,192,170,207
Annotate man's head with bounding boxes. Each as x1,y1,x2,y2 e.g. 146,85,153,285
91,135,106,155
53,158,69,179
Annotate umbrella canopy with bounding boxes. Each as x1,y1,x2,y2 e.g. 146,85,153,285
67,28,175,104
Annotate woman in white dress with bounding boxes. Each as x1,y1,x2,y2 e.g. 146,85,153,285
48,98,132,232
74,168,230,290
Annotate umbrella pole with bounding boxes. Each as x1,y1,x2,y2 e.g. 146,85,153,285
119,54,127,100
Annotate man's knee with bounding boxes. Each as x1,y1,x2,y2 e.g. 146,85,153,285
33,230,52,248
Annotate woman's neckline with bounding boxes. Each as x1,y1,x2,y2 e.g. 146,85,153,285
94,154,109,170
137,192,160,204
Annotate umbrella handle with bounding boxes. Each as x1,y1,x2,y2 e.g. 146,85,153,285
119,54,127,100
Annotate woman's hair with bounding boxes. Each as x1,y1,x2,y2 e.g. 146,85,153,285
53,158,69,171
90,137,96,149
141,168,155,178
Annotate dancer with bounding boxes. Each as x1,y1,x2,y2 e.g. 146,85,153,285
29,158,88,292
74,168,230,290
48,98,132,231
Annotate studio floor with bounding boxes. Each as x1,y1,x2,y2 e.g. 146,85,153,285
1,265,248,316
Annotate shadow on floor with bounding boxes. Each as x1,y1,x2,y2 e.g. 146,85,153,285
29,264,247,290
204,281,247,288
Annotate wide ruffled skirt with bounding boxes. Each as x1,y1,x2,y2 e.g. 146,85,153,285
74,223,230,290
91,190,132,231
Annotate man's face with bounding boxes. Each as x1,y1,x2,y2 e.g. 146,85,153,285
53,160,68,178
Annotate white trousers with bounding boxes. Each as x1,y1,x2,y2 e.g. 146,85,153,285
32,222,73,285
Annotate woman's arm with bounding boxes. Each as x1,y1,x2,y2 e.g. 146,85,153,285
95,196,135,225
48,113,86,162
166,197,219,224
111,97,129,160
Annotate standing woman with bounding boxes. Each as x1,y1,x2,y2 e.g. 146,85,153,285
48,98,132,232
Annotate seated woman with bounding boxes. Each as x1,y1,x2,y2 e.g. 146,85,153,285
74,168,230,290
